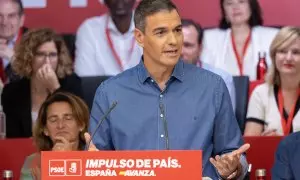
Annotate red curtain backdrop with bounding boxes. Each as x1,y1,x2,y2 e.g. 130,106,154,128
23,0,300,33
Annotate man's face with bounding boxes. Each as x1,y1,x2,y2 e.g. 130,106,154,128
105,0,135,17
135,9,183,68
181,25,201,64
0,0,24,40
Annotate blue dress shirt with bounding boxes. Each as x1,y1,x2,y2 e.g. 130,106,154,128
201,62,236,112
272,132,300,179
89,59,248,178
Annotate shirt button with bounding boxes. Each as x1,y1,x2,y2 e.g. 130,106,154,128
151,79,154,83
160,114,164,118
159,94,163,98
161,134,164,138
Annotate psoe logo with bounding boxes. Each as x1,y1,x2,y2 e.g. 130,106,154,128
49,159,82,176
49,160,65,176
66,160,82,176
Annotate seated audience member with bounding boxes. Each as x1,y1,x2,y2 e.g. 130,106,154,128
201,0,278,81
0,80,3,107
0,0,28,83
272,132,300,179
20,92,89,180
75,0,142,76
181,19,236,111
1,28,83,138
244,27,300,136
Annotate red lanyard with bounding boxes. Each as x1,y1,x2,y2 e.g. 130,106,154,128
105,17,136,71
231,31,251,76
278,88,300,135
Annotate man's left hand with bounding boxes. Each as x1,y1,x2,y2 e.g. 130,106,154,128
210,143,250,179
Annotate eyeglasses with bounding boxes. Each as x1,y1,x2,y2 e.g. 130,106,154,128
35,52,58,59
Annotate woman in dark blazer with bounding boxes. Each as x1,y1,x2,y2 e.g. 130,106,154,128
2,28,83,138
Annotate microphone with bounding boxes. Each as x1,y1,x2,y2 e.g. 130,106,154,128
86,101,118,150
159,103,170,150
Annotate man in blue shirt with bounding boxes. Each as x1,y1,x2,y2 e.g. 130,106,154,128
181,19,236,112
85,0,249,179
272,132,300,179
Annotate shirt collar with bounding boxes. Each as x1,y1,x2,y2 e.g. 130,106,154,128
106,11,135,34
137,57,185,84
7,28,20,47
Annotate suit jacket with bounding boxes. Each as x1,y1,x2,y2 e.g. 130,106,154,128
5,26,29,82
201,26,279,80
272,132,300,179
1,73,83,138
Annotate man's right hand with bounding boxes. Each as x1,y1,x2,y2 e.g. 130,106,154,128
84,132,99,151
52,136,74,151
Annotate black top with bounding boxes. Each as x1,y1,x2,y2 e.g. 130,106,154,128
1,73,83,138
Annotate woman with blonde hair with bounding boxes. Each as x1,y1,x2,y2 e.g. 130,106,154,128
20,92,89,180
244,26,300,136
1,28,83,138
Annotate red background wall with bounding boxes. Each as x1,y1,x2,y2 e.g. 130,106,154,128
23,0,299,33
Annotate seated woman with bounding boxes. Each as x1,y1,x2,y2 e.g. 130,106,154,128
1,28,83,138
244,26,300,136
201,0,278,81
20,92,89,180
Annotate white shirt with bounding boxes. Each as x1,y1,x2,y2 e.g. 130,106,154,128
75,13,143,76
31,111,38,129
224,40,254,79
246,83,300,135
201,26,279,81
3,31,19,68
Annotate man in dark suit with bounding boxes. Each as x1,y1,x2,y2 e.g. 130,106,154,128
272,132,300,179
0,0,27,83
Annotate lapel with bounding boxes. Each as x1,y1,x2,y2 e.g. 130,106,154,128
220,27,261,69
217,29,231,67
251,27,260,69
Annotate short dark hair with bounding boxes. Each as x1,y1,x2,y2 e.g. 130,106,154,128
181,19,203,45
134,0,178,33
219,0,263,29
12,0,24,15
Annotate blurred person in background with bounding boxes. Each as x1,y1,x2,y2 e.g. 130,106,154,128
1,28,83,138
0,0,27,83
201,0,278,81
20,92,89,180
75,0,142,76
181,19,236,112
272,131,300,179
244,27,300,136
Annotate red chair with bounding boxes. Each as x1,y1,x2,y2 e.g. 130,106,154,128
0,138,36,179
244,136,283,180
